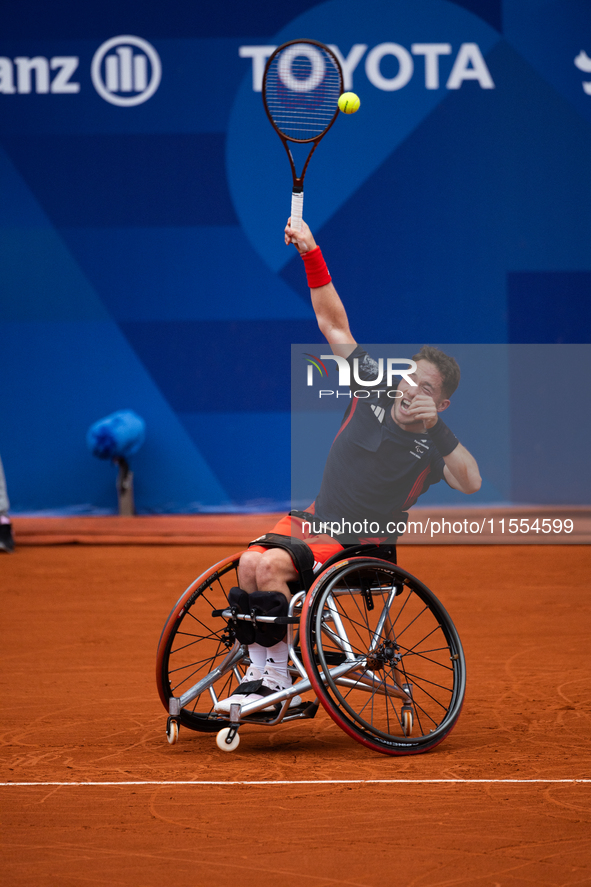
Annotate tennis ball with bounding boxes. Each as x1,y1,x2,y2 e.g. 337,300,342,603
338,92,360,114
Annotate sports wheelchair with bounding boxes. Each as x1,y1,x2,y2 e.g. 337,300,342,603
156,543,466,756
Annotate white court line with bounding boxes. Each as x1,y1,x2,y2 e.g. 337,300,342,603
1,779,590,787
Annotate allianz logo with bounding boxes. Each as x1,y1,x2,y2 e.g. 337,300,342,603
240,43,591,95
0,35,161,106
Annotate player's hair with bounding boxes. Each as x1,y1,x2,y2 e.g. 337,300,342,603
412,346,460,398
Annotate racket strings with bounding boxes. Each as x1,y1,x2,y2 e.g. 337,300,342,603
264,45,341,141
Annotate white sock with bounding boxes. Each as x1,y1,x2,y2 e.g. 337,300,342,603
264,640,289,677
247,643,267,671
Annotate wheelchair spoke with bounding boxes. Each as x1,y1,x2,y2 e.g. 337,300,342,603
171,630,225,654
336,665,404,731
394,604,431,641
399,648,454,671
184,604,225,635
389,588,414,628
328,591,387,653
397,668,455,699
168,653,223,678
169,643,229,693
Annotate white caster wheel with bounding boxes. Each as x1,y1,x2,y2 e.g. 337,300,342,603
166,718,179,745
216,727,240,752
401,706,413,737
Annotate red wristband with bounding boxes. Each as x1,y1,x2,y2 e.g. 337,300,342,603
301,246,332,288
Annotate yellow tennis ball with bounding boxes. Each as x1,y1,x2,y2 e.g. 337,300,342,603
338,92,360,114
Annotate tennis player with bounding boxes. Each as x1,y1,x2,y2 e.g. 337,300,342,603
214,219,481,713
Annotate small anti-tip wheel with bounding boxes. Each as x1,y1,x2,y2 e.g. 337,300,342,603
401,707,413,737
216,727,240,752
166,718,179,745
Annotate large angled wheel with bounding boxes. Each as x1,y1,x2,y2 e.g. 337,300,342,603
300,557,466,755
156,552,246,733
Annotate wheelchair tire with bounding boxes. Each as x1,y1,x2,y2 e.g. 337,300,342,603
300,557,466,756
156,552,246,733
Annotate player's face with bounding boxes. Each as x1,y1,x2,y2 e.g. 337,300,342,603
392,360,449,430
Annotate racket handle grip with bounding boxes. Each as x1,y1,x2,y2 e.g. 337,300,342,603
291,190,304,231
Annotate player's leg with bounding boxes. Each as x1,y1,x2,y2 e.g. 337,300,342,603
247,540,347,702
215,528,345,713
250,547,298,598
214,547,300,713
250,548,299,700
239,545,298,674
237,548,261,592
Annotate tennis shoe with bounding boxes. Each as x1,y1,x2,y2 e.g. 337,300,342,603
214,666,265,714
213,666,301,714
261,666,302,708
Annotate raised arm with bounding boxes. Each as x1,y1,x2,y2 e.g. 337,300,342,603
285,219,356,358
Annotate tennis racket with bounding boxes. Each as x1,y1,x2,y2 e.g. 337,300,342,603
262,40,343,231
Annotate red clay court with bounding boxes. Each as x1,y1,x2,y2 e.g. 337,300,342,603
1,516,590,886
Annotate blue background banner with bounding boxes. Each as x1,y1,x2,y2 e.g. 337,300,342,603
1,0,590,513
